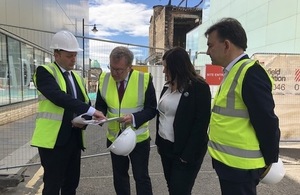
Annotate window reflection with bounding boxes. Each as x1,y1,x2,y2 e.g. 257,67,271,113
0,33,52,106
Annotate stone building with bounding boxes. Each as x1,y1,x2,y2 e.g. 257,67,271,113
147,3,202,65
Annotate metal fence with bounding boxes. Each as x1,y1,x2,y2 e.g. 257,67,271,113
0,43,299,183
252,53,300,141
0,36,166,180
196,51,300,141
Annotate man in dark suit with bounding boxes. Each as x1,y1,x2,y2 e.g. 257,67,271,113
31,30,105,195
95,46,157,195
205,18,281,195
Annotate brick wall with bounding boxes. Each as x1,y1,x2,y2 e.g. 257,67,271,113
0,100,37,126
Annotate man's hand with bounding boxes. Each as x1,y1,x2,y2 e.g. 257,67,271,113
119,114,133,125
93,110,107,121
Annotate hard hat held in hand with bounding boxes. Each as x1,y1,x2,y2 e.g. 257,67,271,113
108,127,137,156
260,158,285,184
50,30,83,52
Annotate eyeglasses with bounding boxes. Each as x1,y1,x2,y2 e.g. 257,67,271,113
108,66,128,74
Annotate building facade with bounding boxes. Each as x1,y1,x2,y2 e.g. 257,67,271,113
148,4,202,65
0,0,89,106
186,0,300,140
187,0,300,68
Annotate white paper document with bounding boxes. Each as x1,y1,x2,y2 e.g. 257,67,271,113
72,115,122,125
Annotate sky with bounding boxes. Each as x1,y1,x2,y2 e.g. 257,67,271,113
88,0,209,46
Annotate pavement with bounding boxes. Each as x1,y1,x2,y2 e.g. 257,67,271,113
0,116,300,194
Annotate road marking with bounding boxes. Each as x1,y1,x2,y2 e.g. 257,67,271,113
37,183,44,194
25,166,44,189
0,141,38,174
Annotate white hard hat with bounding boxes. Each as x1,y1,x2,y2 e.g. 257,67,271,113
108,127,137,156
260,158,285,184
50,30,83,52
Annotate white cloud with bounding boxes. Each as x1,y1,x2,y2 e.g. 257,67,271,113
89,0,152,38
87,0,153,68
87,0,207,67
88,39,150,71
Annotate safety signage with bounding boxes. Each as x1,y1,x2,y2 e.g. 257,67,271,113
253,54,300,95
205,64,224,85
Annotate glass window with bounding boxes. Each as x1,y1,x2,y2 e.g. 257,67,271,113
7,37,22,103
34,49,44,68
0,33,52,106
0,33,8,106
45,52,52,64
21,43,37,100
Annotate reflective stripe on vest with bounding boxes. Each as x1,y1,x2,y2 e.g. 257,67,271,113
32,63,88,149
208,140,262,158
36,112,62,121
99,70,150,143
212,59,251,118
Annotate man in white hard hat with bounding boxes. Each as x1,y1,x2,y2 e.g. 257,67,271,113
31,30,106,195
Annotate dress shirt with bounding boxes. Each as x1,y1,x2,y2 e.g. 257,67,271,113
222,53,247,81
57,65,95,116
157,87,181,142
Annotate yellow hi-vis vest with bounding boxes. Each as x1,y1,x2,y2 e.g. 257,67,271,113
31,63,89,149
98,70,150,143
208,59,272,169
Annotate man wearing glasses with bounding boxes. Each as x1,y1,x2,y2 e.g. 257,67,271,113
95,46,157,195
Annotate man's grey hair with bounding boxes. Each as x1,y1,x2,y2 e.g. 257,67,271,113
109,46,134,66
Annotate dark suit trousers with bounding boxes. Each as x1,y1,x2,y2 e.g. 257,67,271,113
108,138,153,195
38,131,81,195
212,159,265,195
158,137,201,195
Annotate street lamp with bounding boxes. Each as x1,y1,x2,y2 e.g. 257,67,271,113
82,18,99,78
91,24,98,33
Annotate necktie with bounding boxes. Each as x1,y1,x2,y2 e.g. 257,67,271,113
63,71,76,98
118,80,125,102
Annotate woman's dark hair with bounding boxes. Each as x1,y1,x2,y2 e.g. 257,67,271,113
204,17,247,51
162,47,204,92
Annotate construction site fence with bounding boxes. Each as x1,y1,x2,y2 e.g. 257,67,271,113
0,47,299,175
195,52,300,142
